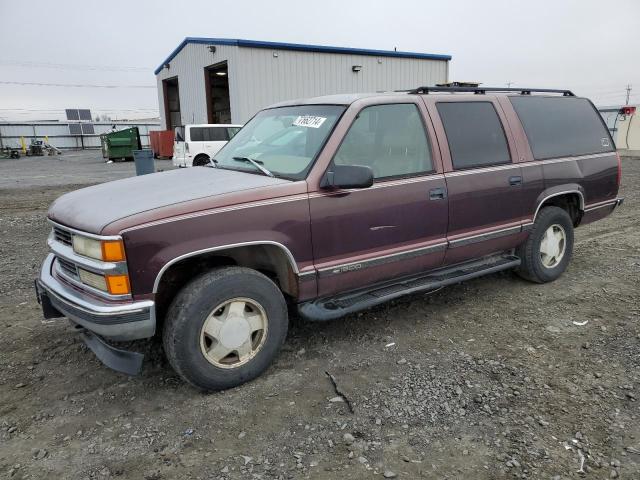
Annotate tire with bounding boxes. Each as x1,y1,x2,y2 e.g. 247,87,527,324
516,206,574,283
162,266,288,391
192,154,210,167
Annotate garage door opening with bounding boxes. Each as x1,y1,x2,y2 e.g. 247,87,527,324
163,77,181,130
205,62,231,124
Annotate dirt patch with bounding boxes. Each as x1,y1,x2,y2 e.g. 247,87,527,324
0,156,638,479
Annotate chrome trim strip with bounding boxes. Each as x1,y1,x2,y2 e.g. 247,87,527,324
121,194,310,233
316,242,448,277
40,254,153,316
445,153,613,178
298,270,317,278
48,219,122,241
47,236,128,275
532,190,585,222
308,174,446,198
445,163,519,177
448,225,522,248
152,241,300,293
584,200,618,212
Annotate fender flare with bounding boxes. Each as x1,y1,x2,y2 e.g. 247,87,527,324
532,185,585,223
152,241,300,293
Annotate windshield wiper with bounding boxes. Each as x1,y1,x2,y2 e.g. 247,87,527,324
232,156,274,177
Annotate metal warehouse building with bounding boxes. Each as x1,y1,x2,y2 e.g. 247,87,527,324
154,38,451,129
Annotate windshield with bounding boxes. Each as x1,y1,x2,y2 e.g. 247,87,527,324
214,105,345,180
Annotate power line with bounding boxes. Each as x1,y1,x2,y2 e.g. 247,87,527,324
0,108,159,112
0,60,153,72
0,81,156,89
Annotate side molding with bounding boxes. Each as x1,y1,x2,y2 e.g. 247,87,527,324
152,241,300,293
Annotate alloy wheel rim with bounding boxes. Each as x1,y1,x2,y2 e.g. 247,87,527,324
539,224,566,268
199,297,268,369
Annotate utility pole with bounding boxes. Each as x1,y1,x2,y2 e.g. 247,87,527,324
625,84,632,105
506,81,513,88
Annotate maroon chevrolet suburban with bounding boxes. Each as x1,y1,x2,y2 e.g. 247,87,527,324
36,86,623,391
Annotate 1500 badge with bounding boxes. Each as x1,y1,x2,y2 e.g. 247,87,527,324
332,263,363,274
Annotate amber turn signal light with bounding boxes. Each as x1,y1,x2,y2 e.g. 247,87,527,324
106,274,130,295
102,240,126,262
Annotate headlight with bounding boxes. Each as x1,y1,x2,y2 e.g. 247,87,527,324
72,235,125,262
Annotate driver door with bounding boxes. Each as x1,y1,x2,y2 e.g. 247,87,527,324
309,101,449,297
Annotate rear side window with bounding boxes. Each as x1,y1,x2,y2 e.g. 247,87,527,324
189,127,228,142
510,96,614,159
436,102,511,169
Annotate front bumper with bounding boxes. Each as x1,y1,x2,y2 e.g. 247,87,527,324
36,253,155,341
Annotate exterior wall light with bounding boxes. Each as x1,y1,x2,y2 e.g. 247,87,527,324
352,65,362,72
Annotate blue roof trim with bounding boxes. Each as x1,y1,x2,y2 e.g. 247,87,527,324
154,37,451,75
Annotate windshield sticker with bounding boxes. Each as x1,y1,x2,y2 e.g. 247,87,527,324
293,116,327,128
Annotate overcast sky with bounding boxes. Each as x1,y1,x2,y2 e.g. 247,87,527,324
1,0,638,121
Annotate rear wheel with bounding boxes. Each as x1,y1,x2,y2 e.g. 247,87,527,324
516,206,574,283
162,267,288,391
192,154,210,167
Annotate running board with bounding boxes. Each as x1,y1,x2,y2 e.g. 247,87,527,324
298,254,521,321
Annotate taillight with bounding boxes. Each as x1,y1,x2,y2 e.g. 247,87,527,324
616,152,622,187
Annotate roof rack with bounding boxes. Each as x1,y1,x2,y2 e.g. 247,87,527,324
407,86,575,96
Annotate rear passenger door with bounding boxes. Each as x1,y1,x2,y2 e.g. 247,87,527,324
424,97,527,265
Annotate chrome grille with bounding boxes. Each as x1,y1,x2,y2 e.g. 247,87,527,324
56,257,79,279
53,226,73,246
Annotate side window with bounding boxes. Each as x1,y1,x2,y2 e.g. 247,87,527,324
189,127,204,142
207,127,228,141
436,102,511,170
334,103,433,179
510,96,614,159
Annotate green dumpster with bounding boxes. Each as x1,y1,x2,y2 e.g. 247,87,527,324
100,127,142,161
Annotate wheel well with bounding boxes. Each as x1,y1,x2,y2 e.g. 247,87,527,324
154,245,298,325
192,154,210,166
537,193,583,226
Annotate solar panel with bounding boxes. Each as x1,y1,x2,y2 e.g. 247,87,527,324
66,109,80,121
79,109,92,121
81,123,95,134
69,124,82,135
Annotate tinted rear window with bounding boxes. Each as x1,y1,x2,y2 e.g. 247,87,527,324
436,102,511,169
190,127,228,142
510,96,614,159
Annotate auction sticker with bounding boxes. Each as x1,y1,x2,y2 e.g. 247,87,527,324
293,116,327,128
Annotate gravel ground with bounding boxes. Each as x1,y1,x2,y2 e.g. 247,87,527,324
0,153,638,480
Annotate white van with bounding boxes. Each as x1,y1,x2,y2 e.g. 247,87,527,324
172,124,242,167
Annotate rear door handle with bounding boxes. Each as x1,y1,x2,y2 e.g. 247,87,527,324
429,187,447,200
509,176,522,186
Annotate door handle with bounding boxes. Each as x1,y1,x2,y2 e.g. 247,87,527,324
509,176,522,186
429,187,447,200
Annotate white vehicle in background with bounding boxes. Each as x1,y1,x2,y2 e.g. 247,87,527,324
172,124,242,167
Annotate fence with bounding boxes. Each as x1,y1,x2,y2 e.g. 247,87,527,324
0,121,161,150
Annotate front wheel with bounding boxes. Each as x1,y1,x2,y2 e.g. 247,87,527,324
162,267,288,391
516,206,574,283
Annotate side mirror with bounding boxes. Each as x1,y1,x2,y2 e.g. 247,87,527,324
321,164,374,189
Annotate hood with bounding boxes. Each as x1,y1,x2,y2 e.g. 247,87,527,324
48,167,291,234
